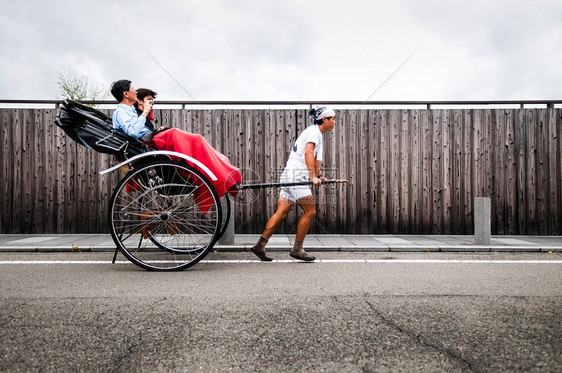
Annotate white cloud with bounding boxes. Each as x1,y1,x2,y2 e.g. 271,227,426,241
396,0,562,99
0,0,560,101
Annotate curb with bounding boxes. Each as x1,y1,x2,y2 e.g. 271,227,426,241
1,246,561,253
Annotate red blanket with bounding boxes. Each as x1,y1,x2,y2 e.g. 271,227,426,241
152,129,241,211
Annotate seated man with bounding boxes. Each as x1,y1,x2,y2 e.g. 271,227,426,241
110,79,242,198
110,79,154,141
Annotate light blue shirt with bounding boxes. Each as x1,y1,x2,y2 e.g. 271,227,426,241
112,103,151,140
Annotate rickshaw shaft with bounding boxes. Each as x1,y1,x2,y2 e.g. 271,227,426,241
232,179,350,191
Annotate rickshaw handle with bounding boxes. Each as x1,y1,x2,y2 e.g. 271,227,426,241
232,179,351,191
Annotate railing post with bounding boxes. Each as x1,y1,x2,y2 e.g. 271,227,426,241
474,197,491,245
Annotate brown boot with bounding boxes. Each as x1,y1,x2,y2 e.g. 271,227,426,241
251,236,273,261
289,240,316,262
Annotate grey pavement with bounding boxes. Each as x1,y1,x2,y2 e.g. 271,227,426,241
1,251,561,372
0,233,561,253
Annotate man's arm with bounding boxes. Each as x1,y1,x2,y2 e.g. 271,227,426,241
314,159,327,182
305,142,321,186
113,107,151,140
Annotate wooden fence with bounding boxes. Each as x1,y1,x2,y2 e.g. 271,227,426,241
1,108,561,235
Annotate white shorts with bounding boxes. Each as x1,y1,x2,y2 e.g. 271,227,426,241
279,168,312,202
279,185,312,202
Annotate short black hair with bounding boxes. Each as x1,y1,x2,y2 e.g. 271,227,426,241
110,79,131,102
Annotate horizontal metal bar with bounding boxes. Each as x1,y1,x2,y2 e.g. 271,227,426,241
1,99,561,107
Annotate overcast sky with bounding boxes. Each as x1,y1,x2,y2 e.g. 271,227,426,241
1,0,560,102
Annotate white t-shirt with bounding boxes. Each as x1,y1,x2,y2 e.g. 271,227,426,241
282,125,323,181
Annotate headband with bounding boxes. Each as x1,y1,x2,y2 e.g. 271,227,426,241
307,107,335,122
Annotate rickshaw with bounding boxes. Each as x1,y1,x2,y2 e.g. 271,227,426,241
55,100,347,271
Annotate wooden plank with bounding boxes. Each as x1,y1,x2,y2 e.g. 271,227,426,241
251,109,267,232
367,109,378,233
514,109,527,233
546,108,559,234
409,110,421,233
202,109,213,145
55,107,67,233
378,110,389,232
160,108,172,128
262,109,275,232
472,110,484,198
230,109,245,231
483,110,495,232
550,110,562,235
536,110,548,234
505,109,517,234
85,142,92,233
525,110,537,234
346,109,358,233
12,109,23,233
0,109,12,233
389,110,400,233
358,110,370,234
170,109,181,136
20,109,33,233
174,107,188,132
431,110,443,234
441,110,452,234
549,110,562,235
335,109,347,232
352,110,362,233
99,109,116,233
44,110,56,233
243,109,260,233
333,109,343,232
492,110,503,233
286,109,299,234
462,110,473,234
421,109,432,234
63,115,76,233
20,109,34,233
32,110,44,232
452,109,463,234
323,109,339,233
399,110,410,233
493,110,503,234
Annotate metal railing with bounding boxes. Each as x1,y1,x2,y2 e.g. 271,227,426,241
0,99,561,109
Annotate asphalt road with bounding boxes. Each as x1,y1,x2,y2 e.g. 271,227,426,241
1,251,561,372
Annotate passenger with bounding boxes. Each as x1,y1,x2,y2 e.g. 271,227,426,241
133,87,158,133
110,79,154,141
109,79,242,198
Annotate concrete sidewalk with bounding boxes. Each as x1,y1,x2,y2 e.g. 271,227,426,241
0,234,561,253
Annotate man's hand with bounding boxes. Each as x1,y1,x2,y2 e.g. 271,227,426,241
142,101,153,116
311,176,322,186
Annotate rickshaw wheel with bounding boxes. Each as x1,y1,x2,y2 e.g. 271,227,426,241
109,160,222,271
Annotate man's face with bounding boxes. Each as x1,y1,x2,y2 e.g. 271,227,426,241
324,116,336,132
123,84,138,103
